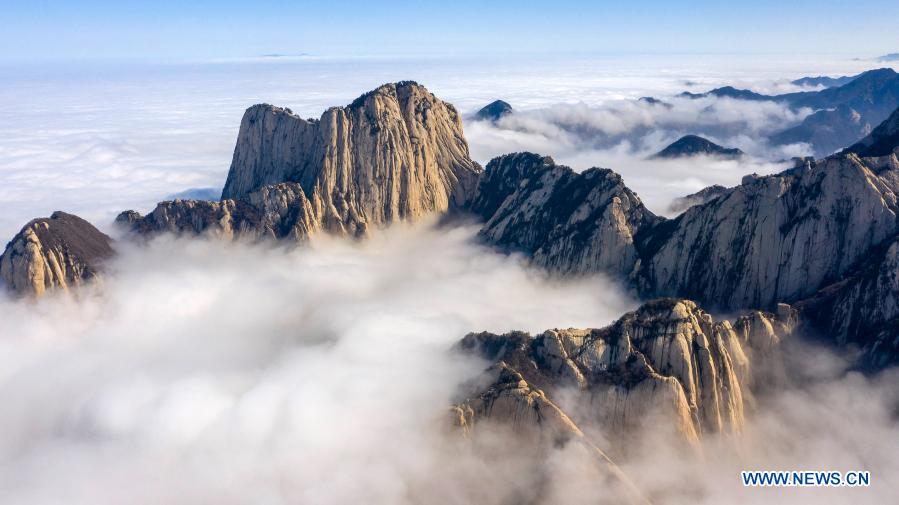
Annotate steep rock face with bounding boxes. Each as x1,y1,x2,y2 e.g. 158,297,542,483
450,363,651,505
453,299,796,448
638,152,899,310
221,82,482,229
117,183,323,240
469,153,660,277
845,105,899,158
653,135,743,159
795,234,899,369
0,212,114,296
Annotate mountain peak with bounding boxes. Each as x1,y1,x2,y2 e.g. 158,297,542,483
0,211,114,296
474,100,513,122
653,135,744,159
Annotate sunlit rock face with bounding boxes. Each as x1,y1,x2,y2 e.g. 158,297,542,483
120,82,482,242
116,183,322,240
469,152,660,279
0,211,114,296
638,152,899,310
221,81,482,221
453,299,797,449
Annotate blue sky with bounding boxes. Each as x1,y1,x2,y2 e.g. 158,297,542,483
2,0,898,61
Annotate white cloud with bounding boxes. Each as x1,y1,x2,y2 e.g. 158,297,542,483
0,223,896,504
0,222,635,504
0,54,885,238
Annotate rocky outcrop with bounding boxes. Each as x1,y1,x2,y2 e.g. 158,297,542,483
652,135,743,159
117,183,323,240
0,212,114,297
845,105,899,158
473,100,513,122
124,82,482,242
221,81,481,221
469,153,660,278
638,152,899,310
450,362,652,505
666,184,728,214
453,299,797,449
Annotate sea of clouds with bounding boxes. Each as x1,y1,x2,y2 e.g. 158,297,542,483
1,53,898,504
0,223,896,504
0,53,895,237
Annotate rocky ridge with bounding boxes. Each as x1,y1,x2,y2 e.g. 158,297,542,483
119,82,482,241
638,152,899,310
453,299,797,448
0,212,114,296
468,152,660,278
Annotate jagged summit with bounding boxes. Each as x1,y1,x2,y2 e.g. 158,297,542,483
653,135,744,159
454,298,797,448
469,152,660,278
120,82,482,242
0,211,114,296
473,100,513,122
220,81,482,210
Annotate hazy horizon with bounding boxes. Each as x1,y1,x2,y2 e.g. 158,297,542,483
0,52,896,238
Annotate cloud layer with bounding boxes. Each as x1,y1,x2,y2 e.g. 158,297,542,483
0,54,893,237
0,222,897,504
0,223,635,504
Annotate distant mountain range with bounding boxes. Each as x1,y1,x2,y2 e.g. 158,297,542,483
681,68,899,155
790,73,858,88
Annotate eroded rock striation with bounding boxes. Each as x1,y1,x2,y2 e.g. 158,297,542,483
221,81,481,214
122,82,482,242
469,152,660,278
638,152,899,310
0,212,114,296
117,183,322,240
453,299,797,449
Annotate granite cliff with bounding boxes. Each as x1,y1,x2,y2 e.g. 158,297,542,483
468,152,660,278
0,212,114,296
453,299,797,448
119,82,482,241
